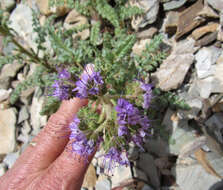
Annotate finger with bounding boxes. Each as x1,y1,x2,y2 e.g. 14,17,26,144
11,98,87,173
39,145,96,190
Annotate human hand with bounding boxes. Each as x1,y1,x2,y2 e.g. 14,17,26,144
0,98,93,190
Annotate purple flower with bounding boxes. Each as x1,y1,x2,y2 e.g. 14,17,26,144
132,135,144,150
51,68,71,100
69,116,95,160
140,82,153,109
118,125,128,136
103,147,129,171
73,71,104,98
115,98,150,148
58,68,71,79
51,80,69,100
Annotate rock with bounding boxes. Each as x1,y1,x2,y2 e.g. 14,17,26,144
111,165,132,188
136,27,158,39
172,38,198,54
95,178,111,190
178,97,203,119
30,89,47,135
192,23,219,40
207,0,223,12
142,184,154,190
178,136,207,159
155,53,194,91
18,106,29,124
195,46,221,79
82,164,97,189
0,0,15,10
0,62,23,79
164,11,179,36
17,120,31,144
0,89,12,102
205,113,223,144
131,0,159,31
0,108,16,154
133,167,148,182
205,151,223,177
197,4,219,18
3,152,19,169
163,0,187,11
9,4,38,53
176,159,221,190
128,143,139,161
137,153,160,188
144,138,169,157
175,0,205,40
162,109,197,155
0,163,7,176
64,9,90,40
132,39,151,55
196,76,221,99
36,0,70,16
195,31,218,47
20,87,35,105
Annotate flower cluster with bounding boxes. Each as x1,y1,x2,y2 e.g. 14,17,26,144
51,69,71,100
73,71,104,98
116,98,150,149
69,116,95,161
103,147,129,171
140,82,153,109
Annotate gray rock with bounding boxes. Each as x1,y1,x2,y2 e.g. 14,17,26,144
196,74,223,99
0,0,15,10
172,38,198,55
144,138,169,157
178,97,203,119
0,108,17,154
111,165,132,188
0,77,10,90
0,89,12,102
95,178,111,190
128,143,139,161
163,0,187,11
137,153,160,189
0,62,23,89
18,106,29,124
131,0,159,30
0,163,7,177
162,109,197,155
207,0,223,12
176,152,222,190
3,152,19,169
205,113,223,144
195,47,221,79
18,121,31,144
142,184,154,190
9,4,38,53
30,90,47,135
133,167,148,182
155,53,194,91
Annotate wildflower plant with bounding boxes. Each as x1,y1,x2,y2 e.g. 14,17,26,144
0,0,189,172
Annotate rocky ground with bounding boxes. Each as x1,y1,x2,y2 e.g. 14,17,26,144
0,0,223,190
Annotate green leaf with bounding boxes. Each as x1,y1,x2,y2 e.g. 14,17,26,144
90,22,101,46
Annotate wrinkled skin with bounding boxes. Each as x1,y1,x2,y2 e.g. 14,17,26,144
0,98,93,190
